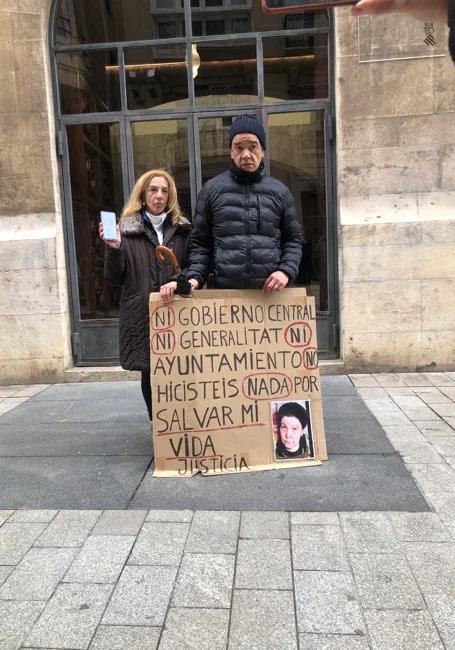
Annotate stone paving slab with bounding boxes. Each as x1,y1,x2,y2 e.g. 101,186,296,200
298,634,370,649
145,509,193,523
404,542,455,597
0,397,29,416
185,510,240,554
0,385,27,397
159,607,230,650
7,509,57,523
24,583,113,649
339,513,401,553
235,538,293,589
292,523,349,571
240,510,289,538
171,553,235,608
34,510,101,548
349,552,425,609
91,509,147,536
364,610,444,650
0,521,47,564
294,571,365,635
128,522,189,566
0,565,14,588
0,600,46,650
229,589,298,650
0,547,76,600
424,593,455,650
0,509,13,525
102,565,176,626
62,535,135,583
388,512,452,542
89,624,160,650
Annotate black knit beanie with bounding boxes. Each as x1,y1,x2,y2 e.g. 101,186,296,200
229,114,266,149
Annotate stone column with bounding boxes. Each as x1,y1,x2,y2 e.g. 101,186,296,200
0,0,71,383
335,8,455,370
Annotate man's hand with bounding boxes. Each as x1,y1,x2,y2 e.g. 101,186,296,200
263,271,289,293
188,278,199,292
160,281,177,304
351,0,448,24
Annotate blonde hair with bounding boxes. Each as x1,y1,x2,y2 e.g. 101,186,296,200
120,169,187,224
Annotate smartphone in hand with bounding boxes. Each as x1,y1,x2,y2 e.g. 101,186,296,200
100,211,117,241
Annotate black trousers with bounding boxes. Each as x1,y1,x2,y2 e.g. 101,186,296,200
141,371,152,421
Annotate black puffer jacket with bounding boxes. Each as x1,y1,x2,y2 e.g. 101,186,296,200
186,163,302,289
104,211,190,372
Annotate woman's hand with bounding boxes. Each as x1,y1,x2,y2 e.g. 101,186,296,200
160,281,178,303
99,222,121,249
351,0,448,24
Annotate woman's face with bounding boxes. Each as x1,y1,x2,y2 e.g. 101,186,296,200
144,176,169,215
279,415,304,451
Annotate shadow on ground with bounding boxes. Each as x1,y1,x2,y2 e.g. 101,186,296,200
0,377,429,511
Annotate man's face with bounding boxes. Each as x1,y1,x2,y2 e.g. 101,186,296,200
231,133,264,172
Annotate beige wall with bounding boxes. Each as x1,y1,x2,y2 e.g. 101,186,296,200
335,8,455,371
0,0,71,384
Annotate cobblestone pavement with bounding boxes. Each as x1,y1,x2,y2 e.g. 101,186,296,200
1,372,455,649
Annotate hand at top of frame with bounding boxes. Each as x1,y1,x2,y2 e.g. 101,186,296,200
99,222,121,249
351,0,449,24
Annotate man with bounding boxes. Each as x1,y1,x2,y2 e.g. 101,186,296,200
351,0,454,62
184,114,302,294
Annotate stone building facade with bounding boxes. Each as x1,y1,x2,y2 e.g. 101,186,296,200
0,0,454,384
335,10,455,370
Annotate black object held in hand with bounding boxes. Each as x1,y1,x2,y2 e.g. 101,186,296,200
176,274,192,295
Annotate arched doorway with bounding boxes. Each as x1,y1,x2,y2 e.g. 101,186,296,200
51,0,338,363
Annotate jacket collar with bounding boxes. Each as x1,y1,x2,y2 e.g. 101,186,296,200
120,211,189,245
229,160,265,184
121,212,175,239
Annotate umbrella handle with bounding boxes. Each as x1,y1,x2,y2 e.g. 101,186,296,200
155,245,181,274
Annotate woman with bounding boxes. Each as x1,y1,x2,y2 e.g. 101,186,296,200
275,401,313,460
99,169,190,420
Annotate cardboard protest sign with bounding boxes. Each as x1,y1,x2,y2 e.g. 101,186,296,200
149,288,327,477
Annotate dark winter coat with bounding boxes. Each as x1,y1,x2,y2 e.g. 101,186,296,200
185,163,302,289
104,211,190,372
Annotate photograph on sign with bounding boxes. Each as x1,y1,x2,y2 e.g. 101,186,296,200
149,289,327,477
272,400,315,461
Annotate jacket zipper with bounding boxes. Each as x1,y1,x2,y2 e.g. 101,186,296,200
245,185,251,287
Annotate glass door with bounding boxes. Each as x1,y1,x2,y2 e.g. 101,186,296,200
267,108,337,353
64,116,193,364
63,120,125,364
129,118,193,219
